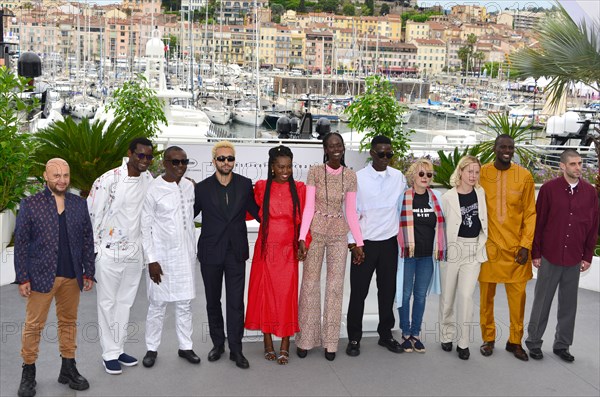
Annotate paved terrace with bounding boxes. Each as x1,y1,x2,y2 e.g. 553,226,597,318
1,275,598,396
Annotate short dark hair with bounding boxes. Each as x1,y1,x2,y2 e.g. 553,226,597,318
494,134,514,147
128,137,153,153
560,148,581,164
371,135,391,148
164,145,185,158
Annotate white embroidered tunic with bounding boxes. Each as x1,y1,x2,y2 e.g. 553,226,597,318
141,176,197,302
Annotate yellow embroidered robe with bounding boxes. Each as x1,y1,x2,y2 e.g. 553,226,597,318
479,162,536,283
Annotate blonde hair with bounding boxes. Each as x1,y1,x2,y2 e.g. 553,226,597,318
406,158,434,187
211,140,236,159
450,155,481,188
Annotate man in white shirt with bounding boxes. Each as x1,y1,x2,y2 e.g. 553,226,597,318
346,135,407,357
141,146,199,368
87,137,154,375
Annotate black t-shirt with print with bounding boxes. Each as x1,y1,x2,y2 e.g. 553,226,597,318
458,189,481,238
413,192,436,257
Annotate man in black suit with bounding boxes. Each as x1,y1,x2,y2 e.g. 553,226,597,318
194,141,260,369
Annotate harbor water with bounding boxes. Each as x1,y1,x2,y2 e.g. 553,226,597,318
222,110,477,143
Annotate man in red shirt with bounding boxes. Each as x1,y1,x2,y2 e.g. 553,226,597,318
526,149,599,362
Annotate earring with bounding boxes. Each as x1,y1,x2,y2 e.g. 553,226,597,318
271,169,275,177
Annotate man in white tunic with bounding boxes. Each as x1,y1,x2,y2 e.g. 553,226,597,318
87,137,154,375
141,146,199,368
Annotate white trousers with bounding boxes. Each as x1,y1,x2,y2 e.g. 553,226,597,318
439,237,481,349
95,248,144,361
145,298,193,351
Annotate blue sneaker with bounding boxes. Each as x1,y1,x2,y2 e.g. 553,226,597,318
401,336,413,353
118,353,138,366
410,336,426,353
103,359,122,375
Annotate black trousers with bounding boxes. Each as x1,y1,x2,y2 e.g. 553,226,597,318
346,236,398,342
201,250,246,353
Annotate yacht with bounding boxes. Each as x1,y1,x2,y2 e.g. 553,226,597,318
232,99,265,126
200,97,231,125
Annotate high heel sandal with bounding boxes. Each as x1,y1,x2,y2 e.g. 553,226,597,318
264,348,276,361
277,350,289,365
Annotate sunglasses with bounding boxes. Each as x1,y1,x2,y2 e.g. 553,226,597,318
419,171,433,178
134,152,154,161
375,151,394,159
167,159,190,166
215,155,236,162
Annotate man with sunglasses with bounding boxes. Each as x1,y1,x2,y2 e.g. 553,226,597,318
87,137,154,374
346,135,407,357
141,146,200,368
194,141,260,369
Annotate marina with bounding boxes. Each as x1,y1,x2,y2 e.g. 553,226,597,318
1,2,599,396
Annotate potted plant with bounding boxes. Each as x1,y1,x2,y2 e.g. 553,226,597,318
0,66,38,250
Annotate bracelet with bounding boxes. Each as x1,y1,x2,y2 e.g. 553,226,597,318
348,243,357,251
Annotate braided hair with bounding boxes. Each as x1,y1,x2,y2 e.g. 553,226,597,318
322,132,347,166
261,145,302,259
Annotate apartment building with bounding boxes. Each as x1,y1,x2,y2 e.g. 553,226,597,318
450,5,487,23
414,38,446,76
404,20,429,43
122,0,162,14
304,29,333,73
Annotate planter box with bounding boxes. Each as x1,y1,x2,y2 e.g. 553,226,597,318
1,246,15,287
0,210,16,251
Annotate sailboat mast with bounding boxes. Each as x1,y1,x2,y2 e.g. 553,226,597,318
189,8,194,96
254,0,259,138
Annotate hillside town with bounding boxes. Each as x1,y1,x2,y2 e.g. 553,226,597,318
1,0,550,77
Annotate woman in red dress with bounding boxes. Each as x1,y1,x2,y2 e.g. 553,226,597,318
245,145,306,365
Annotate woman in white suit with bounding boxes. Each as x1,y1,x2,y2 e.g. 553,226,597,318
439,155,488,360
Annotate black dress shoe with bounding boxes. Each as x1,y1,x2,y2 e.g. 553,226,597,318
178,349,201,364
553,349,574,362
208,345,225,362
529,348,543,360
480,341,495,357
346,341,360,357
230,352,250,369
457,346,470,360
505,342,529,361
324,349,336,361
378,338,403,353
296,347,308,358
142,351,158,368
441,342,453,352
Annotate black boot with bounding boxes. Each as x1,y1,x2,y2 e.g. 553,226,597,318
57,357,89,391
18,363,36,397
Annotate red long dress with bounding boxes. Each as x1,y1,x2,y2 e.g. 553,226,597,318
245,179,306,337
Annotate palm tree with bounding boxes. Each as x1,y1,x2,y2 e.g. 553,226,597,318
511,5,599,109
511,4,600,196
32,116,146,196
475,112,537,167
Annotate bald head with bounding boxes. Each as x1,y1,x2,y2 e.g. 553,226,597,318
44,158,70,196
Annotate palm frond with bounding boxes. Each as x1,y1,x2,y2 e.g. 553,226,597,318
475,113,537,166
511,4,600,108
32,116,147,195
